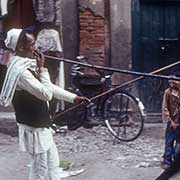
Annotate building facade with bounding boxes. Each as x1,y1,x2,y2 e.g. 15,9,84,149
1,0,180,115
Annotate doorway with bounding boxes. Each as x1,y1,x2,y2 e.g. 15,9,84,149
132,0,180,112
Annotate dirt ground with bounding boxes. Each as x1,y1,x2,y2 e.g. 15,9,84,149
0,123,180,180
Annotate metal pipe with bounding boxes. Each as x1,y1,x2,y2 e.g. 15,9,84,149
45,55,180,81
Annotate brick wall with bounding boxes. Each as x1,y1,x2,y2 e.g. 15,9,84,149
79,9,105,75
79,0,110,76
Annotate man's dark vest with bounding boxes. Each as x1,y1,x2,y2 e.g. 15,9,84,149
12,71,51,128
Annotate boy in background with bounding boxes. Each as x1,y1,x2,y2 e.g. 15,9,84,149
161,70,180,169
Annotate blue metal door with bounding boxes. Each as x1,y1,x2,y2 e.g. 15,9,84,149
132,0,180,112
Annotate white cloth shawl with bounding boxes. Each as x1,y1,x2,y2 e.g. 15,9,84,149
0,55,36,107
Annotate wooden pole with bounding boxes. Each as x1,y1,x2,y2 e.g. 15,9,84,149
52,58,180,120
45,55,180,81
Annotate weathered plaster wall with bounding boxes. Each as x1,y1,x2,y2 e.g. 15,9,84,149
79,0,105,16
110,0,132,84
61,0,79,86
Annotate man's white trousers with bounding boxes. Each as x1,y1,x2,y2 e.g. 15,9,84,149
28,141,61,180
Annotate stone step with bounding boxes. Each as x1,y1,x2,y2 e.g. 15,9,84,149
0,111,163,136
0,105,14,112
0,112,17,136
146,113,162,123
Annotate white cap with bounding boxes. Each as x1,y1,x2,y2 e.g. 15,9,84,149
4,28,23,51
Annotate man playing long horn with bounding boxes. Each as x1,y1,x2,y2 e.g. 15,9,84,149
0,28,90,180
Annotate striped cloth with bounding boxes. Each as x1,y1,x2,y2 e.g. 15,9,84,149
32,0,55,23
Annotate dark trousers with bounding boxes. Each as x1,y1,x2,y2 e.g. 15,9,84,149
163,121,176,164
155,126,180,180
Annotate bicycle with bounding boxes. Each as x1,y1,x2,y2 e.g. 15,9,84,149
69,56,146,142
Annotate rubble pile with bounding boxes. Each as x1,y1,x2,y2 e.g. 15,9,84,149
55,124,164,168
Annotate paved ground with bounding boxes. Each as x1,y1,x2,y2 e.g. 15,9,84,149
0,122,180,180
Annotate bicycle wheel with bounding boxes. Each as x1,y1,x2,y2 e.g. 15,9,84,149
102,91,145,142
